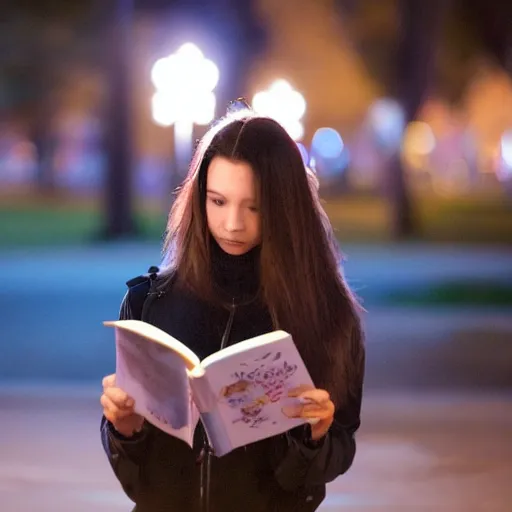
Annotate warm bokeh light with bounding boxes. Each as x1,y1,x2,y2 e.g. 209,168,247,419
403,122,436,157
150,43,219,126
252,79,306,140
402,121,436,171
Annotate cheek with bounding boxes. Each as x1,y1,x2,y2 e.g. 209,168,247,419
248,215,261,241
205,204,218,231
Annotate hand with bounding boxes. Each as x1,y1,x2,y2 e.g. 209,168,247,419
282,385,335,441
100,374,144,438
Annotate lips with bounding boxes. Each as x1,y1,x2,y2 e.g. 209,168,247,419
221,239,245,245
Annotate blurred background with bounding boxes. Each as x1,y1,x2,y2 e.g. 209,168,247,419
1,1,511,511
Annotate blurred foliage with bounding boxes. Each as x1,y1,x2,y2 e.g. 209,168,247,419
0,2,106,117
435,3,484,104
3,0,94,19
0,194,510,247
337,0,512,105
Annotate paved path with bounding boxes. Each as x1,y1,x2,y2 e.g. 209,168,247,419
0,386,510,512
1,242,511,511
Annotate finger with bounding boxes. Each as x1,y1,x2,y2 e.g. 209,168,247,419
101,394,136,419
302,401,335,414
300,407,333,419
281,402,334,419
102,374,116,389
297,403,334,419
297,389,331,405
103,409,118,425
287,384,315,397
101,393,117,416
104,387,134,408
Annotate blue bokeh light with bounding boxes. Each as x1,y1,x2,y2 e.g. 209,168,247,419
309,127,349,179
369,98,405,151
501,130,512,168
311,128,344,159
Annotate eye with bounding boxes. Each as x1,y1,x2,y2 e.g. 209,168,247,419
210,198,224,207
248,205,259,213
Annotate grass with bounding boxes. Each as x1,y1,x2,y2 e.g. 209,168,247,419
0,191,511,248
385,280,512,307
323,194,512,244
0,193,168,247
417,196,512,244
0,205,102,247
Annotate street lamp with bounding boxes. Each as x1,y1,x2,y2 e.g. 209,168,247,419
252,79,306,141
151,43,219,177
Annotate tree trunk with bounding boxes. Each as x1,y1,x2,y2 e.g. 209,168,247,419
101,0,138,239
386,0,446,239
32,101,57,195
214,0,267,112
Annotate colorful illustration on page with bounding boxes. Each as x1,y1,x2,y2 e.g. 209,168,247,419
219,351,298,428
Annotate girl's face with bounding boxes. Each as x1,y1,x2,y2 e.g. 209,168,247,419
206,156,261,256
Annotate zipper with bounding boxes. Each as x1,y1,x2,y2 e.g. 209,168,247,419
198,298,238,509
220,298,236,350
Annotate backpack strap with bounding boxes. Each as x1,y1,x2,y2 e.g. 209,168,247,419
125,266,160,321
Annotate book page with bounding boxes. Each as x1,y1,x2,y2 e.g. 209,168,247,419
113,325,199,447
202,332,316,455
106,320,200,370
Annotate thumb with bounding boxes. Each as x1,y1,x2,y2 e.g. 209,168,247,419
102,373,116,389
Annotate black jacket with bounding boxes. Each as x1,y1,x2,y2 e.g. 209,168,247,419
101,249,363,512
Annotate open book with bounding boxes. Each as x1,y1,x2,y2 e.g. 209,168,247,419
104,320,317,457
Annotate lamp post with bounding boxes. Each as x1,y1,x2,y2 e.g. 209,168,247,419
151,43,219,187
252,79,306,141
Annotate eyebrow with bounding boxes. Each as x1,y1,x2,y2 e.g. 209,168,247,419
206,189,224,196
206,189,257,203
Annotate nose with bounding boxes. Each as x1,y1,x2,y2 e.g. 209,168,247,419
225,206,245,232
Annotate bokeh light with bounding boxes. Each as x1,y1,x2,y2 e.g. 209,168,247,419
311,127,345,159
310,127,349,178
150,43,219,126
252,79,306,140
368,98,405,151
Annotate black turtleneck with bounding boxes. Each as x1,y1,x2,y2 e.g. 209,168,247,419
210,237,261,304
145,240,273,360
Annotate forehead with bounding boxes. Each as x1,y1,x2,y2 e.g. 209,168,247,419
206,156,257,198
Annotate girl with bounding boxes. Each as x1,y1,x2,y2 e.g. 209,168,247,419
100,108,365,512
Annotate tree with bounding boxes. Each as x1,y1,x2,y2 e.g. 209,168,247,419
2,2,105,193
464,0,512,74
100,0,138,238
388,0,447,238
337,0,447,239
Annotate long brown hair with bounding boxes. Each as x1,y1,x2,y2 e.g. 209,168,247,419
162,112,364,407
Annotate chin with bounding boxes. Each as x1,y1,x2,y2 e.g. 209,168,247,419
217,239,252,255
222,244,250,256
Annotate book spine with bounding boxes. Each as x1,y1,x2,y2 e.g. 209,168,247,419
189,374,232,456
